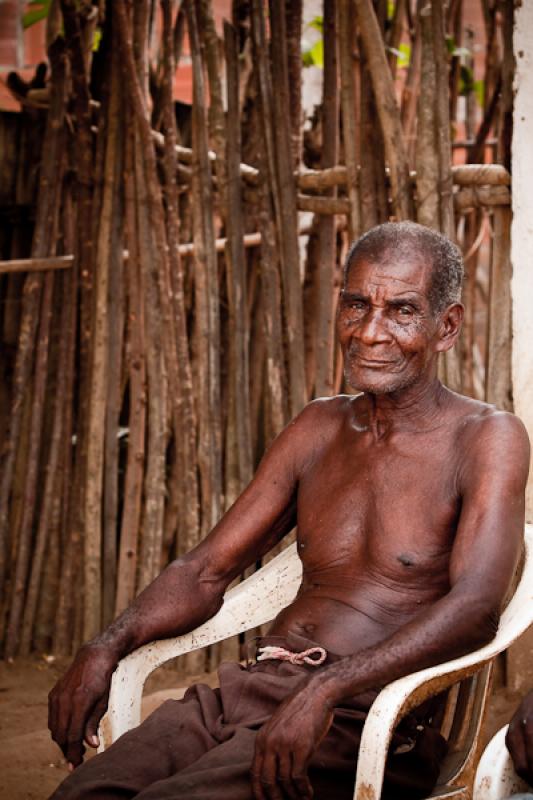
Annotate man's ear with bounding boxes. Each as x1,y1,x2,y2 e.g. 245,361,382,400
435,303,464,352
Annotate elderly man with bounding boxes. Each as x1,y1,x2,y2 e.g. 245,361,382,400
48,222,529,800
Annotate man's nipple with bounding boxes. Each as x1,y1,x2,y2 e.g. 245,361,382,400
397,553,415,567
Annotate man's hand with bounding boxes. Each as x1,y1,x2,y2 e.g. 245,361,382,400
251,682,334,800
48,642,119,769
506,692,533,785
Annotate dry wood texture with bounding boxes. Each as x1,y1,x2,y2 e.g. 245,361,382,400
0,0,515,665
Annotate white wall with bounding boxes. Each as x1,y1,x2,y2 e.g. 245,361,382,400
512,0,533,522
509,0,533,691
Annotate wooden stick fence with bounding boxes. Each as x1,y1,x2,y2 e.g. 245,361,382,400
0,0,515,668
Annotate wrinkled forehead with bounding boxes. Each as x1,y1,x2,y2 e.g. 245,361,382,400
345,247,434,295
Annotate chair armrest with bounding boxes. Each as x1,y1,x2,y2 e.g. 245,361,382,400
99,543,301,749
474,726,530,800
354,525,533,800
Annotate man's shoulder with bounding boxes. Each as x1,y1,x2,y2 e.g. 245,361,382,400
282,394,357,453
449,393,530,476
293,394,358,428
450,393,528,444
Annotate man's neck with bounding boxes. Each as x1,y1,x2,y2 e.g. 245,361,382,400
362,376,448,440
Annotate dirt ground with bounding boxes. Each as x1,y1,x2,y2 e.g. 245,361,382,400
0,655,525,800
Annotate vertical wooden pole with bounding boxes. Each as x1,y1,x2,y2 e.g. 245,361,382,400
269,0,307,416
315,0,338,397
187,0,223,533
485,208,512,410
338,0,360,241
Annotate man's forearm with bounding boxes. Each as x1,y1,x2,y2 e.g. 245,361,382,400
89,559,226,661
310,586,499,708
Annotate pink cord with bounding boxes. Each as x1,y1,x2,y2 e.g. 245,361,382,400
256,645,327,666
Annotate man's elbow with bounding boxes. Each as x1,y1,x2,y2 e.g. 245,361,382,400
469,602,500,648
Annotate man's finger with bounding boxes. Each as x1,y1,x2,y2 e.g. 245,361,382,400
84,695,109,748
65,741,86,769
51,691,73,752
251,748,266,800
64,688,101,766
291,752,314,800
260,751,284,800
277,751,299,800
293,771,314,800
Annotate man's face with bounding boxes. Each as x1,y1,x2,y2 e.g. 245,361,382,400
337,252,442,395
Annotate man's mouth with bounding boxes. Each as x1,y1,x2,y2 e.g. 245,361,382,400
349,355,398,368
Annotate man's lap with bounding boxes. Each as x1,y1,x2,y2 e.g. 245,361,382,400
49,636,447,800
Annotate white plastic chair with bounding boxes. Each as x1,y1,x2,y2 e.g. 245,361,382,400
474,725,531,799
99,524,533,800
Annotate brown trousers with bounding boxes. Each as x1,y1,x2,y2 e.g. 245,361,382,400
50,633,447,800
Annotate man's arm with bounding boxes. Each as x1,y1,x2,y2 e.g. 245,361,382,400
251,412,530,800
48,401,323,769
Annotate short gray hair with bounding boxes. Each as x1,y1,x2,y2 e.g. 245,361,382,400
344,221,464,313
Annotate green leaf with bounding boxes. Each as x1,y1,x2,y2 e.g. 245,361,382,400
458,64,474,96
92,28,102,52
474,79,485,107
22,0,51,29
308,16,323,33
309,38,323,68
397,42,411,68
302,49,314,67
386,42,410,68
302,38,324,68
445,35,456,55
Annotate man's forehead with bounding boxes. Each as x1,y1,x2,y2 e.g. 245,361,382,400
346,252,432,293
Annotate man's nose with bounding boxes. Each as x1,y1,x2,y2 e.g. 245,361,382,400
357,309,392,345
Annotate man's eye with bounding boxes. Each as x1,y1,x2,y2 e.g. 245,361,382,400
397,306,413,317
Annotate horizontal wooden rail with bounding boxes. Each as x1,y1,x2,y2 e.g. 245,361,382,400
0,255,74,274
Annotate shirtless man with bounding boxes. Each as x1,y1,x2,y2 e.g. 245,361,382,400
48,221,529,800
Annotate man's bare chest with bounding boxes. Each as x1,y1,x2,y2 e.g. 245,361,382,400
295,430,460,573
